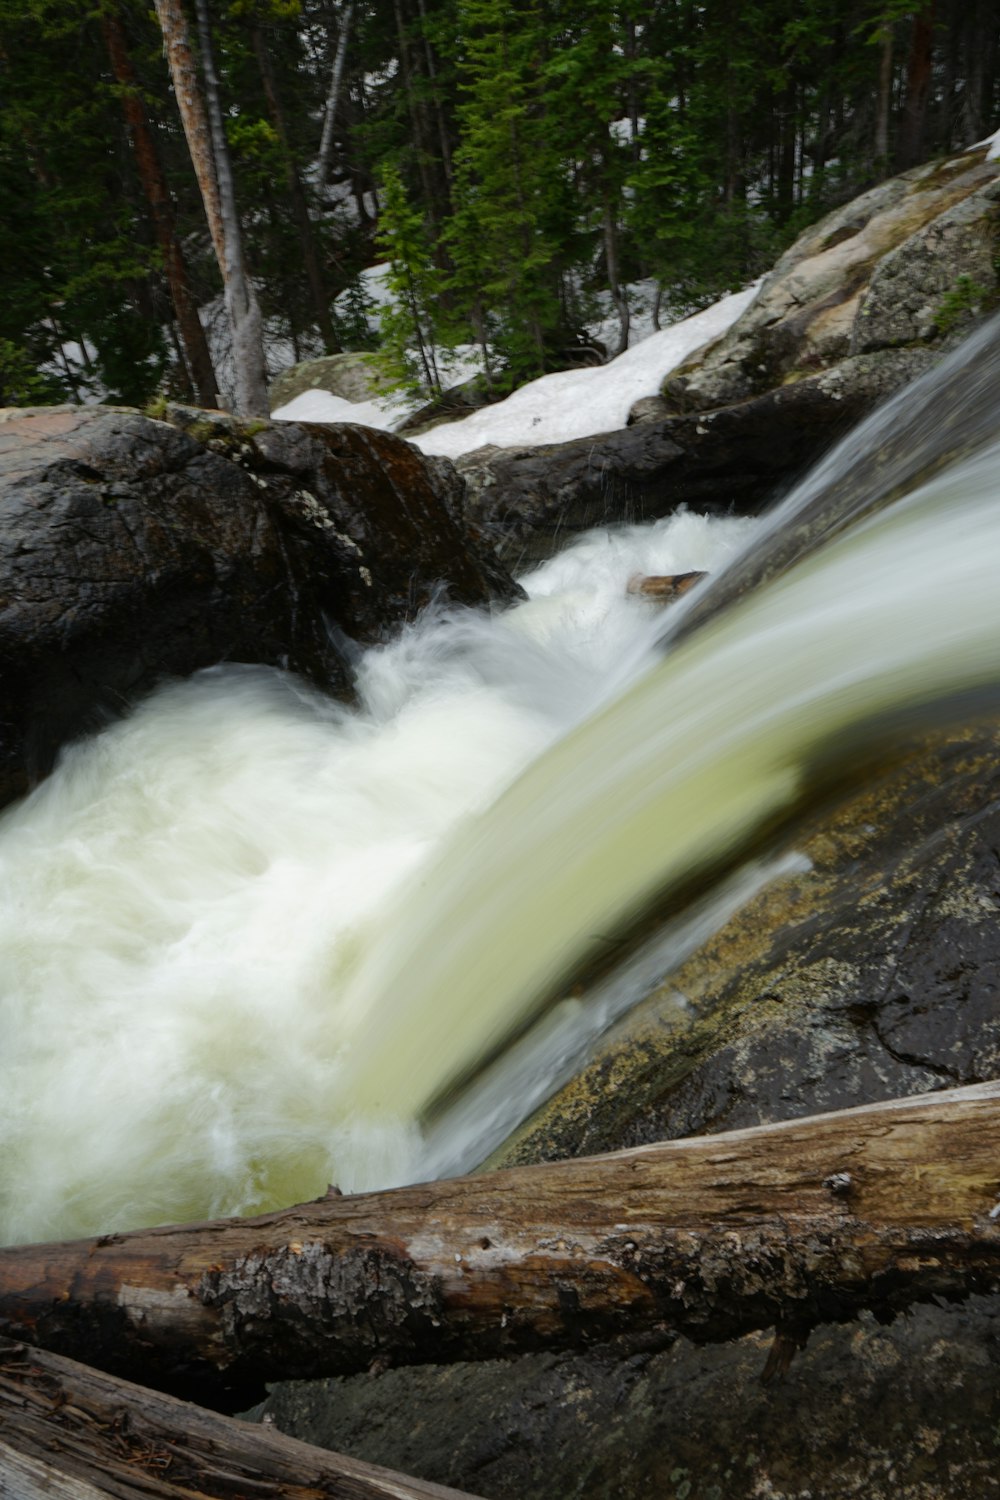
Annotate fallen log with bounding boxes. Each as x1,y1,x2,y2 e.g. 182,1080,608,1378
1,1083,999,1410
0,1337,482,1499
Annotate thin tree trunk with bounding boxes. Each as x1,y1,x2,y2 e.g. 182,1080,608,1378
415,0,453,185
874,21,894,167
102,6,218,407
0,1338,482,1500
391,0,440,232
1,1083,999,1409
153,0,268,415
192,0,269,416
896,4,936,170
152,0,225,266
316,0,355,193
601,140,629,356
250,21,339,350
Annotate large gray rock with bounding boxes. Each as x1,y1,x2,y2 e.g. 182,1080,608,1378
0,404,518,810
663,145,1000,414
269,352,394,410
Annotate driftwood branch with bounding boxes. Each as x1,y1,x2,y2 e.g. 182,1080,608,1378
1,1083,998,1409
0,1337,481,1499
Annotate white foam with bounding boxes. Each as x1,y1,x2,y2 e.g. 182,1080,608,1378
0,512,752,1245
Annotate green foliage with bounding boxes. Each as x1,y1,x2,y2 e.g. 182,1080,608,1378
934,275,991,335
3,0,999,409
374,158,444,395
0,341,66,407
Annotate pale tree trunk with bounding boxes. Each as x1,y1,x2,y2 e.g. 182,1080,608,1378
192,0,268,416
1,1082,999,1408
153,0,269,416
316,0,355,193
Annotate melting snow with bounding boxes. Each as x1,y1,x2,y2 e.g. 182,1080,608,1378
271,283,758,458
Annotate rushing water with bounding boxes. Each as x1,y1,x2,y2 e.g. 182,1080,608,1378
4,325,1000,1248
0,510,755,1246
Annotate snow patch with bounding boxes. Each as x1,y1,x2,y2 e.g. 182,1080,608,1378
272,283,758,458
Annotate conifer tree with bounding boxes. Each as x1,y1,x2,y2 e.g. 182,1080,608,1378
444,0,565,384
375,158,443,393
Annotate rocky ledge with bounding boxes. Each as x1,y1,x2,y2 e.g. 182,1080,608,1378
0,404,518,810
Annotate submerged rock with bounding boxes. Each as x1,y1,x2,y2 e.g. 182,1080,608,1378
0,404,518,810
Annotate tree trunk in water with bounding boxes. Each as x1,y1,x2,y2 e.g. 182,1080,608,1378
0,1338,482,1499
102,6,218,407
896,5,936,170
1,1084,999,1410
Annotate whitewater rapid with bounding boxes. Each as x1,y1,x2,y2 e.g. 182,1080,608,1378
0,509,753,1246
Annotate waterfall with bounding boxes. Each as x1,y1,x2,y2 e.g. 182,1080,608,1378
3,322,1000,1248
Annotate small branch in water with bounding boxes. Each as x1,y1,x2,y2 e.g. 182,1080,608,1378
627,571,708,602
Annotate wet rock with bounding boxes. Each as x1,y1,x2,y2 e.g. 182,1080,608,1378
457,370,877,568
253,720,1000,1500
254,1296,1000,1500
495,721,1000,1161
0,404,518,810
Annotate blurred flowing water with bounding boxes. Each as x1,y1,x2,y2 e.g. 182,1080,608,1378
3,318,1000,1246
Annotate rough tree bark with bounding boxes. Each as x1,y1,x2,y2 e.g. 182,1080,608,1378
896,4,936,171
101,5,218,407
0,1338,482,1499
153,0,269,416
0,1084,998,1410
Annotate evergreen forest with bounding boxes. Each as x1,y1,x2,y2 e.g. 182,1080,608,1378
2,0,999,413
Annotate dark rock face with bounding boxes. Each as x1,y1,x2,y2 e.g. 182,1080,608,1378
457,368,881,568
256,1297,1000,1500
0,405,518,810
498,722,1000,1164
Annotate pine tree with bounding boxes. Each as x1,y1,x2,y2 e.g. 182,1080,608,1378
443,0,566,384
375,158,443,394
